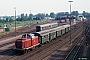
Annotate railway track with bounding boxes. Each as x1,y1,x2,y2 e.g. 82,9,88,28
63,20,89,60
0,20,85,60
8,21,84,60
64,36,85,60
0,49,17,60
0,41,14,48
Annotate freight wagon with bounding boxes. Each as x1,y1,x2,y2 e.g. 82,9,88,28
14,24,70,54
36,22,58,32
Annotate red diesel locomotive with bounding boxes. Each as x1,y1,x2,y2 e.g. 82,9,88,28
15,34,40,53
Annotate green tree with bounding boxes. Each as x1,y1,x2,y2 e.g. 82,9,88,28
50,12,55,18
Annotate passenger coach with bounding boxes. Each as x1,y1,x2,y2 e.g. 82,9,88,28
36,22,58,32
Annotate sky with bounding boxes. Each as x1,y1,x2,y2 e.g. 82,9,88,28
0,0,90,16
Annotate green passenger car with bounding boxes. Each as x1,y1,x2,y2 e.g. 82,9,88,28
61,28,65,35
33,30,49,44
56,28,62,37
56,30,61,37
65,28,68,33
34,24,70,44
63,25,70,33
41,34,49,43
49,31,56,41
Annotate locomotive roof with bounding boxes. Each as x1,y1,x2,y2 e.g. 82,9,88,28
36,22,58,27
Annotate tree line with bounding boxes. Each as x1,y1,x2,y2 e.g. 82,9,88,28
0,11,90,22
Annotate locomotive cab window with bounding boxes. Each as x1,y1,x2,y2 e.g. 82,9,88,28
27,34,31,38
22,35,26,38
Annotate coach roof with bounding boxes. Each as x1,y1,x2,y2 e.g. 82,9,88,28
36,22,58,27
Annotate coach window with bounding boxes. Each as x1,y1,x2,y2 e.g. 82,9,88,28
49,25,51,28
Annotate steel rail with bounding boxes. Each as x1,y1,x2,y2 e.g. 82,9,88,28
64,36,84,60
